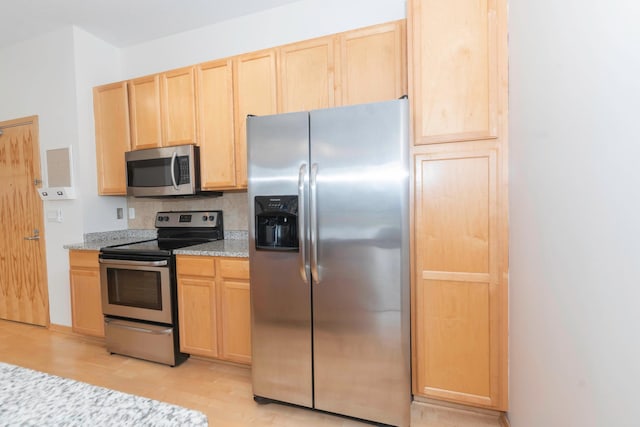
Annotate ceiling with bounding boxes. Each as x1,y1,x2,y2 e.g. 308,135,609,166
0,0,302,49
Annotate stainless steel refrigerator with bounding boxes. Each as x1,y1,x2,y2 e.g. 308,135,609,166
247,99,410,427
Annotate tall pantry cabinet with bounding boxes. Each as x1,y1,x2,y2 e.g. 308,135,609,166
409,0,509,412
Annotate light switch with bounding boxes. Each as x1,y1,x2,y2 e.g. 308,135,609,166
46,209,63,223
128,207,135,219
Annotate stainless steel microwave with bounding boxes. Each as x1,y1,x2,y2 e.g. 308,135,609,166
125,145,215,197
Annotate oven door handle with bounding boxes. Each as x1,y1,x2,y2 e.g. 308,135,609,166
99,259,168,267
104,318,172,335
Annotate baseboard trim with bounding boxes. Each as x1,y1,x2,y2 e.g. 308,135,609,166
411,398,506,427
48,324,105,343
413,395,504,417
499,413,511,427
48,323,73,335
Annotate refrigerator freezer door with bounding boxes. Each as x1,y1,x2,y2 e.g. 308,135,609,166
310,99,411,426
247,112,313,407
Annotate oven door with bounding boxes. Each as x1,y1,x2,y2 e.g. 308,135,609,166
99,257,173,324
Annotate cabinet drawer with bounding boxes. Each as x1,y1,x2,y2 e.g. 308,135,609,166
69,250,99,269
218,258,250,280
176,255,215,277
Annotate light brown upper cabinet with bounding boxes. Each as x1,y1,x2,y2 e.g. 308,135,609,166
233,50,278,189
93,81,131,195
338,20,407,106
410,0,504,145
161,66,198,146
278,36,336,113
129,74,162,149
197,59,237,190
129,67,197,150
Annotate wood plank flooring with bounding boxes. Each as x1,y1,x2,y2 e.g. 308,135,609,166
0,320,373,426
0,320,506,426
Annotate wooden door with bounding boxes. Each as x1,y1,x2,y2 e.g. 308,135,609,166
0,116,49,326
278,36,336,113
338,20,407,106
161,66,198,147
197,59,236,190
129,74,162,150
218,259,251,364
69,250,104,337
233,50,278,189
93,81,131,195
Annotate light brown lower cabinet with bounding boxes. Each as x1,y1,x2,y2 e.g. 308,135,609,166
69,250,105,338
413,144,507,410
176,255,251,364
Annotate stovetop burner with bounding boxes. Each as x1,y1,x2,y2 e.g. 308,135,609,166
101,210,224,258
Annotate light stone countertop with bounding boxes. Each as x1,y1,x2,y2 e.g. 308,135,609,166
63,229,157,251
64,229,248,258
173,238,248,258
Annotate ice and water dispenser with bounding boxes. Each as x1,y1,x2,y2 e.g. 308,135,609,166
254,195,299,251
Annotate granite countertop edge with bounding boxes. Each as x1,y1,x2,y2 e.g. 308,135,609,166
64,230,249,258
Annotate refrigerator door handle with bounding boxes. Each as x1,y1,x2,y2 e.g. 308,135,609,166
310,163,320,285
298,163,310,284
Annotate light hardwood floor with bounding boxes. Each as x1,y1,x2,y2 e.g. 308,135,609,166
0,320,506,427
0,320,373,426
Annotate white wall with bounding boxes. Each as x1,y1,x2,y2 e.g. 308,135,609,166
72,27,127,232
122,0,406,77
0,27,83,326
0,0,404,327
509,1,640,426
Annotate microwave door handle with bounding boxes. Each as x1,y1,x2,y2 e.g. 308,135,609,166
170,151,179,190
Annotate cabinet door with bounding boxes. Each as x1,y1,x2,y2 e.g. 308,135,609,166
234,50,278,189
93,82,131,195
278,36,336,113
414,148,505,409
129,74,162,150
161,66,198,147
197,59,236,190
338,20,406,106
218,259,251,364
176,255,218,358
409,0,503,145
69,250,104,338
177,276,218,358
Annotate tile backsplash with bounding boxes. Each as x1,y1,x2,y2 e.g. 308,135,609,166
127,191,249,230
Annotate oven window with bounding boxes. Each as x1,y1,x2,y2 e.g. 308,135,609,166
106,269,162,310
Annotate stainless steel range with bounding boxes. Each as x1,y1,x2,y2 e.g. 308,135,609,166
99,210,223,366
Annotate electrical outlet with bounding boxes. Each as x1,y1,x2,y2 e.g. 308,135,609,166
116,207,124,219
128,207,135,219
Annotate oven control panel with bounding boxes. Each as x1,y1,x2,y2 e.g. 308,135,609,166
155,211,223,228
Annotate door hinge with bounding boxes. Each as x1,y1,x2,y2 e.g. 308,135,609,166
34,178,42,186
